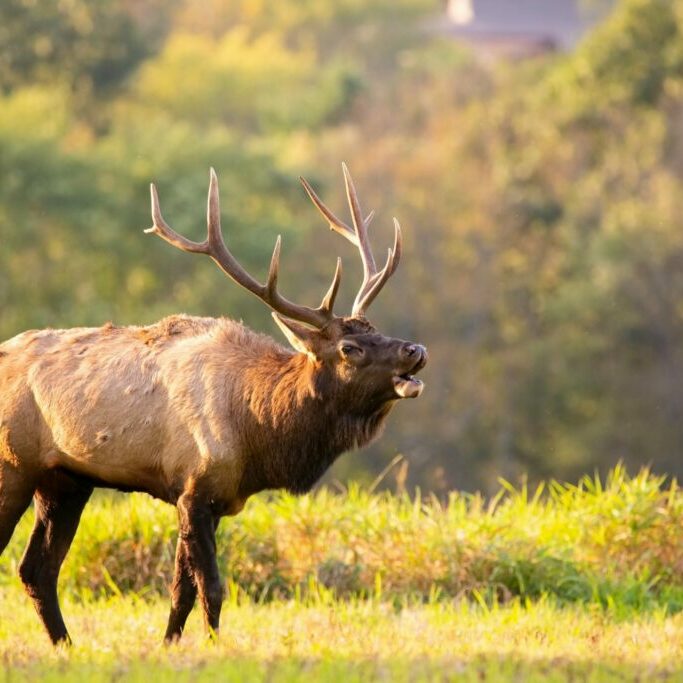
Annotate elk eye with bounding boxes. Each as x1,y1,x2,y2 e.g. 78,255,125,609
340,344,362,357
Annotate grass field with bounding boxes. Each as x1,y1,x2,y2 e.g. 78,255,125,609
2,467,683,681
1,588,682,681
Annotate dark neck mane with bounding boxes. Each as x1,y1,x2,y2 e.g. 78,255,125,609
237,351,393,496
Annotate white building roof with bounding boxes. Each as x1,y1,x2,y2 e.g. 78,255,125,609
446,0,600,51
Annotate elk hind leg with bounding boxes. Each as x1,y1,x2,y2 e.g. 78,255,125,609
18,470,93,645
164,539,198,643
164,514,220,643
0,462,35,555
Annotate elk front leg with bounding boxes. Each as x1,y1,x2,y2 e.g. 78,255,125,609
18,470,93,645
173,494,223,640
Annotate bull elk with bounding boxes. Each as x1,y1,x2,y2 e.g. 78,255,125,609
0,165,427,644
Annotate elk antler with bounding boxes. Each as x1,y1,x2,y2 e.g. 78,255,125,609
300,163,402,318
146,169,342,329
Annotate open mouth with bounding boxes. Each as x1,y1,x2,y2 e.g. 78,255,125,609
393,353,427,399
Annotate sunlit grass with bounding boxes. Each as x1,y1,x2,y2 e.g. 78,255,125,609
3,467,683,680
2,465,682,613
2,586,682,682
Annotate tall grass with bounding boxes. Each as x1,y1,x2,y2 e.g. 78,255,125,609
2,465,682,612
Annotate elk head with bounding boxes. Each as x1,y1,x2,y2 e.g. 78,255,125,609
146,164,426,407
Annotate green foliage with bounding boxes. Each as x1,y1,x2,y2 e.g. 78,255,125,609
2,467,682,615
563,0,682,108
129,29,360,132
0,0,170,95
2,0,683,490
388,0,683,487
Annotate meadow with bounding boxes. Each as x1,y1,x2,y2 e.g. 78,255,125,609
3,2,683,679
2,466,683,681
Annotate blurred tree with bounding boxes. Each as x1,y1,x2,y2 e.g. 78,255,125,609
2,0,683,493
0,0,174,96
127,29,360,133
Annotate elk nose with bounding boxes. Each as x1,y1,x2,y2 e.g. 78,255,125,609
402,343,425,360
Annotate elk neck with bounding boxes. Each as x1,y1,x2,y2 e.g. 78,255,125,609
237,349,394,496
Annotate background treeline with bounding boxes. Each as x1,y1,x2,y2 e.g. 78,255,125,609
1,0,682,493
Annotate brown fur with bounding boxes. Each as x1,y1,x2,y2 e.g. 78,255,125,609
0,312,426,644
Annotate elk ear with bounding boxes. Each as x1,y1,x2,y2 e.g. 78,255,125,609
271,313,320,357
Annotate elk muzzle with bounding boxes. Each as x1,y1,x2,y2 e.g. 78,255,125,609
393,343,427,399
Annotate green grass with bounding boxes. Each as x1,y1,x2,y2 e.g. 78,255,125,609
2,466,683,681
1,588,682,681
2,465,682,611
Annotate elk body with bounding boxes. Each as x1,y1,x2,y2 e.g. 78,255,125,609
0,165,426,645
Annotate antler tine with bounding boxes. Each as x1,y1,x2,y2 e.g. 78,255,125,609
266,236,282,297
352,218,402,317
302,163,401,319
320,257,342,316
206,167,224,250
300,176,376,241
146,184,209,254
300,176,358,246
342,162,377,281
147,169,341,329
